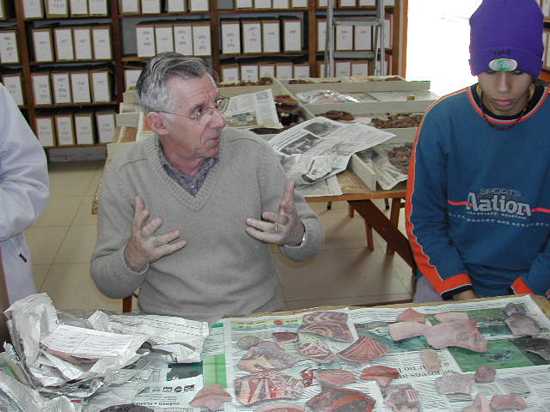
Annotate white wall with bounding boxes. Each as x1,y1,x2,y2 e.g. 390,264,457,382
406,0,482,96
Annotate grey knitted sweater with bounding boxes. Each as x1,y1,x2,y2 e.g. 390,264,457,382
91,128,323,322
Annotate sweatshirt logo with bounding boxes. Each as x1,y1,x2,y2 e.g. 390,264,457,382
466,190,531,217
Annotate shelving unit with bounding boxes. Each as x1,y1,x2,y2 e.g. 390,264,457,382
3,0,407,155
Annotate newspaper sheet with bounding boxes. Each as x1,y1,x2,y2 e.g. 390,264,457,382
222,89,282,129
270,117,395,187
297,175,343,198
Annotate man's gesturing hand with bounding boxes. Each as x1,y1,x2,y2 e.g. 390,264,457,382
125,196,186,272
246,181,305,246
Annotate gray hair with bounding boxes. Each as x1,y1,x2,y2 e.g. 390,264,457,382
136,53,212,113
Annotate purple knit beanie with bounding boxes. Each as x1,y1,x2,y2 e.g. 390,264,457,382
469,0,544,78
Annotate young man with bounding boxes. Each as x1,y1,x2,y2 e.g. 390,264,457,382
406,0,550,302
91,54,323,321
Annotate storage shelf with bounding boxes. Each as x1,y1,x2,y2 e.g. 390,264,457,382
34,102,117,109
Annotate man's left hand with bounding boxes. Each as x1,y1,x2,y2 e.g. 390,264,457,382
246,181,305,246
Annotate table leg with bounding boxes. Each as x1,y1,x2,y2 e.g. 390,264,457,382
348,199,415,269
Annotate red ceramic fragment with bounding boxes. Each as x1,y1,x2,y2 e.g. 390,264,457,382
297,333,336,363
315,369,357,387
389,322,427,341
490,394,527,411
383,384,421,412
360,365,400,387
256,403,305,412
505,314,540,337
424,320,487,352
299,311,354,343
420,349,441,374
190,384,232,412
435,373,474,395
306,387,376,412
396,308,426,323
234,370,304,406
463,394,491,412
238,341,299,373
474,365,496,383
272,332,299,344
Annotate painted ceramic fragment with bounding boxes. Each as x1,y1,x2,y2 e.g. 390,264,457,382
234,370,304,406
238,341,299,373
272,332,299,344
297,333,336,363
299,311,354,342
237,335,261,350
383,384,421,412
338,336,389,363
256,403,305,412
463,394,491,412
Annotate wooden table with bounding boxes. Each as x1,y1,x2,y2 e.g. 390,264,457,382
307,170,413,269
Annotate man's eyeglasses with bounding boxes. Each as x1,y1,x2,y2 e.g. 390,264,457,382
158,96,227,123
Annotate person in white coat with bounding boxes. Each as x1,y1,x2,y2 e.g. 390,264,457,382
0,83,49,304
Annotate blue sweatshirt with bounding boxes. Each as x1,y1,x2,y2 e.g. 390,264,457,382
406,86,550,299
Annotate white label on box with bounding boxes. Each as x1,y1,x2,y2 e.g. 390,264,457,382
54,29,75,61
125,69,142,90
272,0,288,7
75,115,94,144
92,28,112,59
255,0,271,8
23,0,44,18
335,60,351,77
155,26,174,54
96,113,115,143
0,31,18,63
221,22,241,54
141,0,161,13
259,64,275,78
283,20,301,52
174,24,193,56
89,0,108,15
354,25,372,50
92,72,110,102
336,24,353,50
291,0,306,7
0,2,4,19
74,28,93,60
70,0,88,15
385,0,395,6
276,63,292,79
236,0,253,8
339,0,355,6
351,61,368,76
384,18,391,49
52,72,72,104
317,0,327,7
222,66,239,83
167,0,186,12
192,25,211,56
2,76,24,106
240,65,258,82
70,72,91,103
242,22,261,53
358,0,374,5
262,21,280,53
56,115,74,146
317,20,326,52
136,26,156,57
32,74,52,105
47,0,68,15
190,0,208,11
120,0,140,13
293,64,309,79
36,117,55,147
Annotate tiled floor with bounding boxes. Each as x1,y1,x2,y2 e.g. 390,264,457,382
27,161,413,314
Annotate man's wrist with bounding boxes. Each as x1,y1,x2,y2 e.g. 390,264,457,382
286,223,306,247
124,242,148,273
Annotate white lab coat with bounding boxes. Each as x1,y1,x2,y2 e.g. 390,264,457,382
0,84,49,303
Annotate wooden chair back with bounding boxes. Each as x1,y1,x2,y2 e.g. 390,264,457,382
0,248,12,344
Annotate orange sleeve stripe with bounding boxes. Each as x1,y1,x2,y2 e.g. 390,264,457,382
511,277,533,295
406,89,472,296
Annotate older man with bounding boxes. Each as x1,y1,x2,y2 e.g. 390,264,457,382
91,54,323,321
406,0,550,302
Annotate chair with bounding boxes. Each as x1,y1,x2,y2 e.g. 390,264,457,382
0,248,11,343
122,292,138,313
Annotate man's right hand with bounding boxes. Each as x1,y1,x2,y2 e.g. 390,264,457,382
125,196,186,272
452,289,478,301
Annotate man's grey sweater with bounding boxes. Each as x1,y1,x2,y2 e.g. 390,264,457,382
91,128,323,322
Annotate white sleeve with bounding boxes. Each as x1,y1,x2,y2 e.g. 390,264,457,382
0,84,49,241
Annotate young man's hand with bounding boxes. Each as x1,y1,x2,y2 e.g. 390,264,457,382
452,289,478,301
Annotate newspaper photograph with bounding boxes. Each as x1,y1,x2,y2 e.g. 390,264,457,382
269,117,395,187
222,89,282,129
